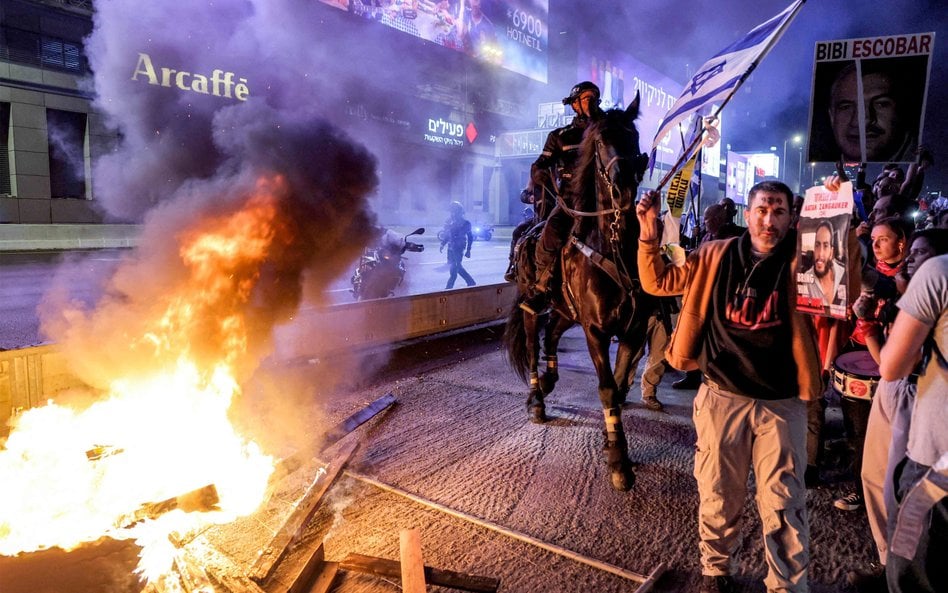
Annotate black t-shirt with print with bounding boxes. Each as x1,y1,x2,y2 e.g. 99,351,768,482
699,233,799,400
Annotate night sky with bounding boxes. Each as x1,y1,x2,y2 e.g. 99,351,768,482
560,0,947,192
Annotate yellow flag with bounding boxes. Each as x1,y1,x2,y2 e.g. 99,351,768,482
665,152,698,218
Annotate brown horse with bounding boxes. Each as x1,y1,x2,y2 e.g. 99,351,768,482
504,96,651,491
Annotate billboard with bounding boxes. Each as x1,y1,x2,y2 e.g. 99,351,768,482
321,0,549,83
725,151,755,205
576,46,683,167
806,32,934,164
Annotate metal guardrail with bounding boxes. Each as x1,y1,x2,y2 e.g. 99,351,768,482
0,284,517,434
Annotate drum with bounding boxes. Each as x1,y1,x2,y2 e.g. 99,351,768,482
831,350,880,401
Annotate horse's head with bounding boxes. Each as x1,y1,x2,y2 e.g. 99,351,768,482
573,92,648,213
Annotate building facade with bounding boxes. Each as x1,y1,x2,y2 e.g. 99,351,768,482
0,0,116,223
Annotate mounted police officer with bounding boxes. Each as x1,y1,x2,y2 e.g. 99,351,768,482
522,81,604,313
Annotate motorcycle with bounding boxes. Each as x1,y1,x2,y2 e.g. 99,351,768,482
471,222,494,241
350,227,425,300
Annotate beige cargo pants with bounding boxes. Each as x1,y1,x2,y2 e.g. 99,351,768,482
694,382,809,593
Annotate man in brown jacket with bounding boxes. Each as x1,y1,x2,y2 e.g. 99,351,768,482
636,180,821,593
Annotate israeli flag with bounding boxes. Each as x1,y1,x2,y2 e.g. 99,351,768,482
650,0,805,157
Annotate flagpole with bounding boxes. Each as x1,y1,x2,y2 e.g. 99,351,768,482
694,145,703,230
653,0,807,192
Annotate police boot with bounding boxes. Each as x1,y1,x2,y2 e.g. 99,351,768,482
504,259,517,283
518,245,555,314
532,242,558,294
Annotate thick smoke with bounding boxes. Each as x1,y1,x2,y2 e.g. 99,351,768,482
40,0,392,387
84,0,382,220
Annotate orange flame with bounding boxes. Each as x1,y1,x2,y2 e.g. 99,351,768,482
0,175,294,583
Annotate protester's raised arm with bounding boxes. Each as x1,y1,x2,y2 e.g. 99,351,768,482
635,190,661,243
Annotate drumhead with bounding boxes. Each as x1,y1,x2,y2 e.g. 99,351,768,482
833,350,880,380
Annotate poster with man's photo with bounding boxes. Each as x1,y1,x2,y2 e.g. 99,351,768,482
796,182,854,319
806,32,934,164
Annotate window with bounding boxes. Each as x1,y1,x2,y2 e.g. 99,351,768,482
47,109,87,199
0,102,10,196
0,26,86,73
41,37,82,71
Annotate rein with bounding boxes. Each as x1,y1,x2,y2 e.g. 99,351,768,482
543,149,631,219
562,138,639,293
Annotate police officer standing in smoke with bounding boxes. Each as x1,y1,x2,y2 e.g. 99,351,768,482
440,201,476,289
521,81,604,313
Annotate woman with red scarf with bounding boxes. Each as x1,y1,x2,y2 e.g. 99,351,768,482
835,215,913,514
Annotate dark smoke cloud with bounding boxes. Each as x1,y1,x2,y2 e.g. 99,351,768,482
85,0,382,220
40,101,379,388
40,0,391,386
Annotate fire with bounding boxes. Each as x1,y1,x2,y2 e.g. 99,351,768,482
0,176,295,583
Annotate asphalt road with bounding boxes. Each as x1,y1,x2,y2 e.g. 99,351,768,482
0,235,512,351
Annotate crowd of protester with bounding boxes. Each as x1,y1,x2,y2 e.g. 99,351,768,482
635,150,945,593
509,80,944,593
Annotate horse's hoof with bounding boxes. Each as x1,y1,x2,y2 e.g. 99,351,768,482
528,404,547,423
610,466,636,491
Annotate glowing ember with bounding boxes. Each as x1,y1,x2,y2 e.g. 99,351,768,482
0,177,295,583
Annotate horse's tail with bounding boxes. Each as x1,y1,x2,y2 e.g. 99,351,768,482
503,299,531,383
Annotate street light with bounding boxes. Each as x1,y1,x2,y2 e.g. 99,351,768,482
783,134,803,184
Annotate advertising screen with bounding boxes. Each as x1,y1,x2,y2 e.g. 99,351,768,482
321,0,549,83
576,46,682,167
725,151,754,205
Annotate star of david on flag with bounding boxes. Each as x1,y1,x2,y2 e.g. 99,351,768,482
650,0,806,166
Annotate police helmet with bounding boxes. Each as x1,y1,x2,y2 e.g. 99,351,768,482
562,81,601,105
449,201,464,215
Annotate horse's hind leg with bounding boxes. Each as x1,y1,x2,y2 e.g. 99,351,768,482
584,328,635,491
539,314,572,395
523,312,547,423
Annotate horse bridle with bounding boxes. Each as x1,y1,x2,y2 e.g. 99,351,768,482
549,140,629,220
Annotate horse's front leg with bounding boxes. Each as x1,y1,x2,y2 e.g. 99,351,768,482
612,341,636,406
584,327,635,492
523,311,547,424
539,314,572,395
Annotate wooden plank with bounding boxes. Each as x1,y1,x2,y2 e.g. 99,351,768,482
208,573,267,593
249,438,359,583
270,393,396,482
173,553,212,593
307,561,339,593
264,542,333,593
116,484,219,528
319,392,396,452
399,528,426,593
339,553,499,593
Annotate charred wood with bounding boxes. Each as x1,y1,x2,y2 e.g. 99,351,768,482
249,438,358,583
339,553,500,592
